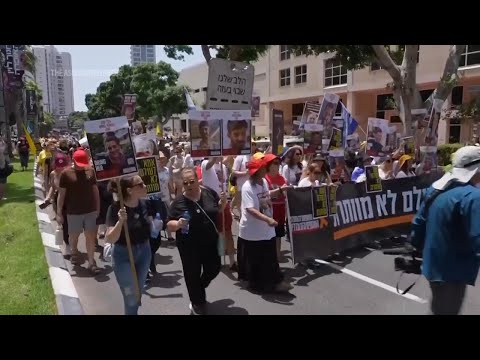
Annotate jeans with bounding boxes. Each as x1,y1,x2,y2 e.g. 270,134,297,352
113,241,151,315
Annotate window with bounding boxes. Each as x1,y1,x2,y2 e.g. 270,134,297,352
376,93,395,119
280,68,290,87
449,118,461,143
451,86,464,107
459,45,480,67
324,58,347,87
420,89,434,102
280,45,291,61
194,89,200,93
390,115,402,123
294,65,307,84
201,87,207,92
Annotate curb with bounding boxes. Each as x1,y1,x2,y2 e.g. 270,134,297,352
33,161,84,315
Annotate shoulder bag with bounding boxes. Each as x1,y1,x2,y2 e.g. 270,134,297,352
193,193,225,257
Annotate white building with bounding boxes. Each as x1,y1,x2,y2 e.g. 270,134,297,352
130,45,156,66
33,45,74,117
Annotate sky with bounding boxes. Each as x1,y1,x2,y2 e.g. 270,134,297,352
54,45,206,112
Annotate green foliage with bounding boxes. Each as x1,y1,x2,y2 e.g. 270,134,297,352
437,143,463,166
458,95,480,122
67,111,88,130
85,62,182,121
43,111,55,126
165,45,270,63
163,45,194,61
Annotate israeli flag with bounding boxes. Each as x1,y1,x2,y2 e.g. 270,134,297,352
184,87,198,111
341,103,359,135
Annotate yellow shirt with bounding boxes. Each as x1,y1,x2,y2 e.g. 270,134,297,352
38,149,52,173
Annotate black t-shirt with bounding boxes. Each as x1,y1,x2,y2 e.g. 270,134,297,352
168,187,220,243
106,199,152,246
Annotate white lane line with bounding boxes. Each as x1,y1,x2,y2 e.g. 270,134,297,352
315,259,428,304
49,267,79,298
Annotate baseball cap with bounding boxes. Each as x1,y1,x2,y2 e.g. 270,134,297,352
247,158,265,176
54,153,69,169
433,146,480,190
72,149,90,168
252,152,265,160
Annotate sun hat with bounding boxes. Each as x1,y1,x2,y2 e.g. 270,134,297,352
247,157,265,176
433,146,480,190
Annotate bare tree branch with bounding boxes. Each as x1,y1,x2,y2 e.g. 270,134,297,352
433,45,466,101
201,45,212,64
372,45,402,83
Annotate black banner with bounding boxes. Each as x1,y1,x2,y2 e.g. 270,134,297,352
136,156,160,195
26,90,37,117
286,173,442,263
272,109,284,155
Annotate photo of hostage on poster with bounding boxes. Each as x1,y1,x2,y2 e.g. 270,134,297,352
400,136,415,156
366,118,389,157
298,102,321,133
365,165,382,193
122,94,137,122
417,146,438,175
136,156,161,195
424,99,444,147
328,116,345,157
329,155,350,183
386,126,399,153
346,133,360,152
188,110,222,157
318,93,340,133
222,110,252,156
303,124,323,154
132,120,144,135
84,116,138,181
133,132,158,158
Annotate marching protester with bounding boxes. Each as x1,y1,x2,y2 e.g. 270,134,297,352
169,145,184,196
378,156,395,180
238,157,292,293
231,152,251,220
56,148,101,275
351,153,373,182
106,175,153,315
281,146,303,186
411,146,480,315
36,139,55,195
298,163,326,187
201,156,236,270
16,135,30,171
395,155,416,178
264,154,288,261
157,151,175,241
304,153,332,185
167,168,226,315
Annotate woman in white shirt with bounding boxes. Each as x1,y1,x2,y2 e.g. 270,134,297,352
238,157,292,293
169,146,185,196
298,163,326,187
395,155,416,178
281,146,303,186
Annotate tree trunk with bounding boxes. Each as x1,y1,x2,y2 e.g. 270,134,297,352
201,45,212,64
228,45,243,61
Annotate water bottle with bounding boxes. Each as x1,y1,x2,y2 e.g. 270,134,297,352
151,213,162,239
181,210,190,235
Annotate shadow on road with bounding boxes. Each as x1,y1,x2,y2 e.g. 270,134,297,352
154,253,173,266
143,292,184,300
145,270,183,290
208,299,249,315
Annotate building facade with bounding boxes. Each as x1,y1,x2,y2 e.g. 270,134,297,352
178,45,480,143
130,45,156,66
33,45,74,117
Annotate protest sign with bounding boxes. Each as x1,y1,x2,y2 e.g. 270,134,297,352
367,118,389,157
365,165,382,193
133,132,158,158
400,136,415,156
424,99,444,146
84,116,137,181
122,94,137,122
346,134,360,152
136,156,161,195
419,146,438,174
318,94,340,130
189,110,222,157
328,185,337,216
303,124,323,154
206,58,254,110
311,186,328,219
300,102,321,126
132,121,144,135
222,111,252,155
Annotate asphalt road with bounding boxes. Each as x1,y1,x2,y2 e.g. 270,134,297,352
45,207,480,315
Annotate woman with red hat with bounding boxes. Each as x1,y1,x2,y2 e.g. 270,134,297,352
238,156,292,293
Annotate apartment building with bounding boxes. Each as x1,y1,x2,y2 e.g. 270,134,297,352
130,45,156,66
178,45,480,143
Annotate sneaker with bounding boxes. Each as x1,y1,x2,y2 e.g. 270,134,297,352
189,302,207,315
275,281,293,293
64,244,72,256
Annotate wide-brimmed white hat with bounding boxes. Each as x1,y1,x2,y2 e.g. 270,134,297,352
433,146,480,190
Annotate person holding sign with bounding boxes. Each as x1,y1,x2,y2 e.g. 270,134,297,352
167,168,226,315
298,163,326,187
395,155,415,179
105,175,154,315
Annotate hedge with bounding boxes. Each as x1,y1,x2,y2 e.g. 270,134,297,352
437,143,463,166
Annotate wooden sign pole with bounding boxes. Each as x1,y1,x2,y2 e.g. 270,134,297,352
116,178,141,305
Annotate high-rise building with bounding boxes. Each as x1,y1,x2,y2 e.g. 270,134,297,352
32,45,74,117
130,45,156,66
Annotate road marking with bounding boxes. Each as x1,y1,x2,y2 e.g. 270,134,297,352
315,259,428,304
49,267,79,298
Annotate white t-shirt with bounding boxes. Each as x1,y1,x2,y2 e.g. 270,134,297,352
183,154,194,168
201,160,228,196
282,164,303,186
239,179,276,241
232,155,251,190
169,155,184,180
157,167,171,203
298,177,322,187
395,171,415,179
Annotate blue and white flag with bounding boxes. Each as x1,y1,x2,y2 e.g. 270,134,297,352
341,103,359,135
184,87,198,111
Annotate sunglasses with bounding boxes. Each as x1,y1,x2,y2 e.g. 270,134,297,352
183,179,196,186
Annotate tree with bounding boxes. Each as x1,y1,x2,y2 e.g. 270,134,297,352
153,85,188,125
85,62,181,121
166,45,466,137
67,111,89,130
